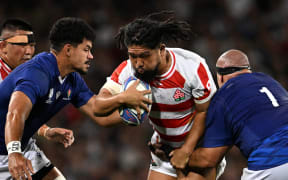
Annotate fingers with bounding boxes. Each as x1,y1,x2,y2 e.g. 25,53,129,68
23,166,32,180
142,89,151,95
131,79,140,88
140,102,150,112
26,159,34,174
63,132,75,148
147,142,155,153
9,156,33,180
136,107,141,119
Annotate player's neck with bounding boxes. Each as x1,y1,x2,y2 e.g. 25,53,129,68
157,50,171,75
51,50,72,78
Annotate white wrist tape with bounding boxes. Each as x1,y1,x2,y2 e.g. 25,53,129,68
7,141,22,154
55,176,66,180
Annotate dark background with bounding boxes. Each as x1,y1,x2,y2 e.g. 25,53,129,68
2,0,288,179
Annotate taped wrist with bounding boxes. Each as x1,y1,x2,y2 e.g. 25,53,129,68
7,141,22,154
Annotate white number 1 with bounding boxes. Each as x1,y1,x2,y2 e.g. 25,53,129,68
259,87,279,107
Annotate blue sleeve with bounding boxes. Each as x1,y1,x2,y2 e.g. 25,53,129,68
14,68,49,105
71,74,94,108
201,95,234,147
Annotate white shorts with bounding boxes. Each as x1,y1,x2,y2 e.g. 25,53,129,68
149,132,226,179
0,138,51,180
241,162,288,180
149,153,226,179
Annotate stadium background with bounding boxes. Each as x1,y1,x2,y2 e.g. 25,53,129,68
2,0,288,179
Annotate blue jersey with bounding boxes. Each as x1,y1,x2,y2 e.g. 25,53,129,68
202,72,288,170
0,52,94,154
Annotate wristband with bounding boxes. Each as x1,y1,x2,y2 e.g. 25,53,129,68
7,141,22,154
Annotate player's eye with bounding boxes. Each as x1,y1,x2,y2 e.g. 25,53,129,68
139,53,150,58
129,54,137,59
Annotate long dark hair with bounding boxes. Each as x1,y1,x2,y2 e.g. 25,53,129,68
115,11,194,50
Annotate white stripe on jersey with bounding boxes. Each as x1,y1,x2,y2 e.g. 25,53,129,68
149,108,193,119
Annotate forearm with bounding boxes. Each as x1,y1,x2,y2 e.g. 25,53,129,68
5,111,25,145
92,93,125,116
188,148,214,168
91,110,122,127
181,111,206,153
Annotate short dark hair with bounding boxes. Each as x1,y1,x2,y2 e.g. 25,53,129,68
1,18,33,35
115,11,194,49
49,17,95,52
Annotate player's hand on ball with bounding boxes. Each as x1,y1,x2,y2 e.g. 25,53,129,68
8,153,34,180
123,79,152,112
45,128,74,148
169,147,191,169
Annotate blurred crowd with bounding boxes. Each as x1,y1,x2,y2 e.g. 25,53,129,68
2,0,288,179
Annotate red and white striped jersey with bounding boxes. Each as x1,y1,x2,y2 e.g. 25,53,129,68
105,48,217,147
0,58,12,83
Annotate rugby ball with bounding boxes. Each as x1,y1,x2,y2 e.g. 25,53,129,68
119,76,152,126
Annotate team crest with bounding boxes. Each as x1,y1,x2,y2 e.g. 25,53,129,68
63,89,72,100
173,89,185,101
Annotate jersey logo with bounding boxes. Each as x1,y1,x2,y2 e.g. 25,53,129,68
45,88,54,104
173,89,185,101
62,89,71,100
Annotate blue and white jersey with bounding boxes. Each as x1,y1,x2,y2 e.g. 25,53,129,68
202,72,288,170
0,52,93,154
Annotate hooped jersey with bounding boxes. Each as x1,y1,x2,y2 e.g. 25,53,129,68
104,48,216,147
0,58,12,82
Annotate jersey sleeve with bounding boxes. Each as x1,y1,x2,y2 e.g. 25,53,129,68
201,95,233,147
71,74,94,108
101,60,130,95
192,62,217,104
14,67,49,105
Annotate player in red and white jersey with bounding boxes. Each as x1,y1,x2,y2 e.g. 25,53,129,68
108,47,216,148
99,12,226,180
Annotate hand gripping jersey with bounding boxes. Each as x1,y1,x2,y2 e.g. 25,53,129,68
0,58,12,82
104,48,217,147
0,52,93,154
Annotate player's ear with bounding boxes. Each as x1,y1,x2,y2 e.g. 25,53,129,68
0,41,8,54
63,44,72,57
159,43,166,56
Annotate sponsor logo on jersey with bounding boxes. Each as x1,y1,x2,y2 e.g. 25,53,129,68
173,89,185,101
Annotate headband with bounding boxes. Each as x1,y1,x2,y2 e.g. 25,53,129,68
0,33,35,45
216,66,250,75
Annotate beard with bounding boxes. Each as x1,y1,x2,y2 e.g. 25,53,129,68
134,64,159,83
